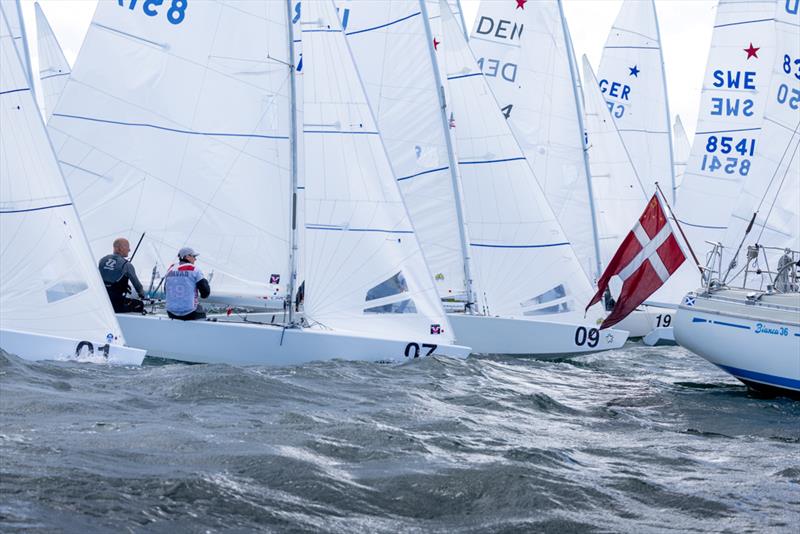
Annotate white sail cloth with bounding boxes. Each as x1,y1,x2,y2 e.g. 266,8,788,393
597,0,675,201
339,0,470,302
676,0,778,253
581,56,648,270
469,0,598,281
720,1,800,286
672,115,691,196
300,0,454,342
35,2,71,120
48,1,294,303
439,0,602,323
0,2,125,344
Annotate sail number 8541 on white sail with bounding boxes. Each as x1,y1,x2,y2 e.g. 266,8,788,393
117,0,187,25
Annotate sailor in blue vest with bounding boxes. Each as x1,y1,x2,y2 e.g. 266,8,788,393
98,237,145,313
165,247,211,320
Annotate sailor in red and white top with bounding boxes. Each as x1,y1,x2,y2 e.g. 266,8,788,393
164,247,211,321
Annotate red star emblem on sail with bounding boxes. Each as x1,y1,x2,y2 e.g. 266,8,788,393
744,43,759,59
516,0,527,9
433,37,440,50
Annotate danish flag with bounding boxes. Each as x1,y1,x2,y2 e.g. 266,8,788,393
587,193,686,328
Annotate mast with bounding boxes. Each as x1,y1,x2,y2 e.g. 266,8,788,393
651,0,677,204
286,0,299,325
418,0,477,313
557,0,603,279
11,0,37,103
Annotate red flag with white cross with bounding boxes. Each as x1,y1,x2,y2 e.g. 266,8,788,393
586,193,686,328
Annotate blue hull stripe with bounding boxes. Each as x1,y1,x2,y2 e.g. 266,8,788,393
397,166,448,182
52,113,289,140
713,320,750,330
346,12,420,36
692,317,708,323
303,130,379,135
717,364,800,392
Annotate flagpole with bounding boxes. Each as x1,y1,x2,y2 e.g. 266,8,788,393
654,182,701,272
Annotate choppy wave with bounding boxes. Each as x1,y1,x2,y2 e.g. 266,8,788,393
1,346,798,532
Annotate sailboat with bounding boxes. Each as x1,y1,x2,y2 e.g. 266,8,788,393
469,0,601,284
0,1,144,366
340,0,628,356
44,0,469,365
34,1,70,121
596,0,676,203
674,0,800,397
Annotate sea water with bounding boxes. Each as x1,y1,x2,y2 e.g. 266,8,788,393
1,346,798,532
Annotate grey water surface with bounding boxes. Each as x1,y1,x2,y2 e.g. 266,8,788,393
1,345,798,533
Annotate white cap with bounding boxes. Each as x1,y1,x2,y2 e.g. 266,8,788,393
178,246,199,260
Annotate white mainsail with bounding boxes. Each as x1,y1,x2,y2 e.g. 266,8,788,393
676,0,777,252
441,1,601,322
48,1,294,305
581,56,648,270
597,0,675,201
300,0,454,343
0,2,125,346
672,115,691,196
34,1,71,120
469,0,599,281
340,0,471,304
720,0,800,285
0,0,32,87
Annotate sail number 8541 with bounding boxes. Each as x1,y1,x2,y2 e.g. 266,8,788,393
118,0,187,25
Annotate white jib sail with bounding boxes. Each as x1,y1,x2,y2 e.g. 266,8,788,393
597,0,676,202
47,1,294,305
0,0,33,89
676,0,777,254
672,115,691,196
439,1,602,323
469,0,598,281
34,2,71,121
1,3,125,345
300,0,455,343
720,1,800,285
338,0,471,304
581,56,648,270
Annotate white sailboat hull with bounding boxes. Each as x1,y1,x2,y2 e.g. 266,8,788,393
116,314,470,365
447,314,628,358
615,307,676,345
0,329,145,366
674,290,800,397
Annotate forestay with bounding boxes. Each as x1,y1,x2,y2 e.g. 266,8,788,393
677,0,777,253
582,56,648,270
0,3,125,344
597,0,675,201
339,0,471,303
35,2,71,120
439,1,602,323
721,0,800,286
300,0,454,343
48,1,293,304
469,0,598,281
672,115,691,196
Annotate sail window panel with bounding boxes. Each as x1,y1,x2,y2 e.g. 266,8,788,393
520,284,574,316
